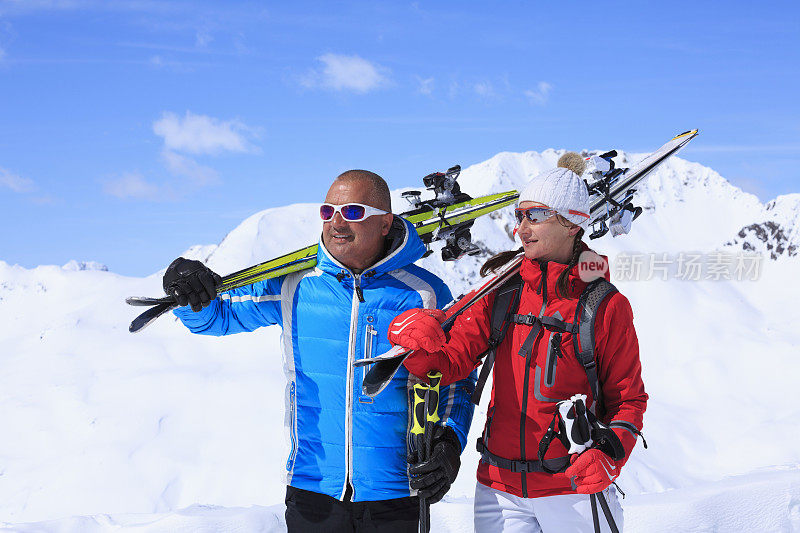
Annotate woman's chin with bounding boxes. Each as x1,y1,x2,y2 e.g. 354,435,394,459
522,243,543,260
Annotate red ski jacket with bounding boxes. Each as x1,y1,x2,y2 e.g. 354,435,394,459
403,247,648,498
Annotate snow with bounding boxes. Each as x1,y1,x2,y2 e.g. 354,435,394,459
61,261,109,272
1,149,799,532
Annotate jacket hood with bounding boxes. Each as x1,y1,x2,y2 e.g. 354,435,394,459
316,215,427,277
519,241,611,299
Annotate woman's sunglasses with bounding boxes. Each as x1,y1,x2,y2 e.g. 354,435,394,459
514,207,559,224
320,203,390,222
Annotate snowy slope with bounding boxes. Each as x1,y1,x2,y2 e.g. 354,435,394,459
1,150,799,532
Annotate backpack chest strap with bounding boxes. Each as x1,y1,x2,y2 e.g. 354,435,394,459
513,313,577,334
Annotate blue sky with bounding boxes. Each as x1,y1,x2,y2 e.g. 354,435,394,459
1,0,798,276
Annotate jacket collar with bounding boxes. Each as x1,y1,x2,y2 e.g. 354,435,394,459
519,242,611,300
316,215,426,279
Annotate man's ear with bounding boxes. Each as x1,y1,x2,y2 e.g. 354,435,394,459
568,224,582,237
381,214,393,236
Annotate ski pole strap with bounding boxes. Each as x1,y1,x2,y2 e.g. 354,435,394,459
537,409,573,474
476,437,569,473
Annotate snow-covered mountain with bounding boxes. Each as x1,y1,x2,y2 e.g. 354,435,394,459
724,194,800,260
1,150,799,532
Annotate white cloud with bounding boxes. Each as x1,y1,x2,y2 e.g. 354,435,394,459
525,81,553,105
162,150,218,186
103,111,259,201
103,172,160,200
302,53,389,93
474,81,495,98
152,111,258,155
417,76,434,96
448,80,460,99
195,29,212,47
0,166,36,193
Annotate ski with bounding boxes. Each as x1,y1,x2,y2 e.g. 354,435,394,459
356,254,525,397
585,129,698,238
126,296,172,306
355,129,699,397
127,164,519,333
128,301,175,332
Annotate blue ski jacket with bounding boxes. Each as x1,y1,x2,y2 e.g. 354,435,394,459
174,217,476,502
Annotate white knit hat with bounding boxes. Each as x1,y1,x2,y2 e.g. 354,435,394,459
518,152,591,228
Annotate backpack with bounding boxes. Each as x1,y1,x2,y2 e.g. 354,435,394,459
470,272,619,418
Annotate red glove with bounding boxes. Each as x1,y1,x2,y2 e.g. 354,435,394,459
564,449,618,494
388,308,447,352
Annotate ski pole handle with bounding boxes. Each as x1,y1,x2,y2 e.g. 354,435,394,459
410,382,428,440
424,371,442,457
410,380,430,532
417,371,442,533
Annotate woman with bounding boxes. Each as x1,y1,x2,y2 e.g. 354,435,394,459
389,153,648,532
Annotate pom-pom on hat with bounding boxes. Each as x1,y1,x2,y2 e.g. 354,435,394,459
518,151,591,228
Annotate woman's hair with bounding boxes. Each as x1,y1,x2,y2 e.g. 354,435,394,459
479,247,524,277
480,215,586,299
555,226,585,299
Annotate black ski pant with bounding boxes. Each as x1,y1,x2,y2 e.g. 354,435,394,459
285,486,420,533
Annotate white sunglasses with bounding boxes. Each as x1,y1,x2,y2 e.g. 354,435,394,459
320,203,390,222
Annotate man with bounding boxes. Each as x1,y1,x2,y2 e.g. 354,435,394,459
163,170,477,532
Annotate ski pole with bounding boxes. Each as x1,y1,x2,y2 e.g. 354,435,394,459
590,491,620,533
596,490,620,533
590,493,600,533
410,371,442,533
410,380,429,532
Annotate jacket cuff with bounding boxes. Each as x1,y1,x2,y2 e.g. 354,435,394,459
608,420,645,465
437,425,463,451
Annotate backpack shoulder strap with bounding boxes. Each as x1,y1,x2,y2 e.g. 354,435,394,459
572,278,618,417
470,272,523,405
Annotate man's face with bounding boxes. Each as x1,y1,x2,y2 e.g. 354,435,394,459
322,179,393,273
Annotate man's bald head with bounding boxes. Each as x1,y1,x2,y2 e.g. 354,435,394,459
334,170,392,212
323,170,394,272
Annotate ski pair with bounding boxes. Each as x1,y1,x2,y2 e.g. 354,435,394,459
126,164,520,332
355,129,699,397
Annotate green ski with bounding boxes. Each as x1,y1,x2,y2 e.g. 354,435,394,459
127,165,519,332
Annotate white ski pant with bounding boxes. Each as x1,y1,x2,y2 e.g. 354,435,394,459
473,482,623,532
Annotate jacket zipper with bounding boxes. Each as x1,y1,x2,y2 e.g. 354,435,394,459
362,324,376,385
520,261,548,497
354,273,365,302
286,381,297,471
342,271,361,501
545,332,561,387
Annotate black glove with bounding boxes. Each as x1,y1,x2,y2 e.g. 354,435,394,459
162,257,222,312
408,425,461,504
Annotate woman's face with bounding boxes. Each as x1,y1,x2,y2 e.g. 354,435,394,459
517,201,580,263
